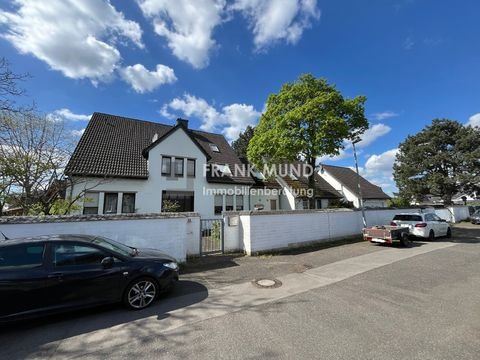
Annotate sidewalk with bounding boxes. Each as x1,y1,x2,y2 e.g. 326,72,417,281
181,223,478,289
182,238,383,289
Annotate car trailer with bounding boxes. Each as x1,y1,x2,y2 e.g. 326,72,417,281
363,225,412,247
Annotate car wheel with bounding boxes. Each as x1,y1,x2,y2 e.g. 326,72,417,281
446,228,452,238
428,230,435,241
400,232,411,247
124,277,158,310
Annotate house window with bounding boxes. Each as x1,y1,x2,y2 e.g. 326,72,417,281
225,195,234,211
122,193,136,213
270,199,277,210
83,192,99,215
302,199,309,209
236,195,244,211
103,193,118,214
187,159,196,177
174,158,184,176
214,195,223,215
161,156,171,176
162,191,194,212
316,199,322,209
209,143,220,152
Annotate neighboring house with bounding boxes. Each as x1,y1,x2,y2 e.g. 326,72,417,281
452,192,479,205
250,177,283,211
65,113,254,218
249,161,342,211
318,164,390,208
276,171,341,210
410,195,445,207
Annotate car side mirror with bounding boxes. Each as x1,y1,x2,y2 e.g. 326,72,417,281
101,256,114,268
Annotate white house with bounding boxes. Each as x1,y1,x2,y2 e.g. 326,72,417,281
65,113,350,217
65,113,255,218
318,164,390,208
249,170,341,211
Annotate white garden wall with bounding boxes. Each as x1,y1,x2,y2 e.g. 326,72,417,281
225,206,469,255
0,213,201,262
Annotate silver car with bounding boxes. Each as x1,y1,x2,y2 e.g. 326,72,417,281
471,210,480,225
391,213,451,240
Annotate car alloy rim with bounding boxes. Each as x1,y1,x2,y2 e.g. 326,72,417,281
128,280,156,309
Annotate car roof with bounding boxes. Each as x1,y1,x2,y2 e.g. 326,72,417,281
0,234,97,247
395,213,424,216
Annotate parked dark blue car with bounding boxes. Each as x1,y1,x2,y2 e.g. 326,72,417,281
0,234,179,321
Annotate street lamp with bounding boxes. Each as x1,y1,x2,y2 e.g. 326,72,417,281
352,139,367,228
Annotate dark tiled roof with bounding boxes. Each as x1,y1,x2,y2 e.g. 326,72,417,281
279,172,342,199
65,112,254,184
320,164,391,199
251,177,283,189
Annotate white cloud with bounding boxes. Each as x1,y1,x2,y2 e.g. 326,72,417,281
47,109,92,122
232,0,320,50
467,113,480,128
352,123,391,149
137,0,226,68
361,148,399,194
0,0,143,83
161,93,260,141
403,36,414,50
120,64,177,93
221,103,260,141
71,128,86,137
371,111,399,121
317,149,351,163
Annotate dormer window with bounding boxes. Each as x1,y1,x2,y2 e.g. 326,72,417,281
209,143,220,152
217,164,232,176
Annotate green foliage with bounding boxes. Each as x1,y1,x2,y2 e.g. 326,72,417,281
210,221,222,247
50,199,80,215
232,125,255,159
387,194,411,208
247,74,368,207
162,199,180,212
247,74,368,167
393,119,480,205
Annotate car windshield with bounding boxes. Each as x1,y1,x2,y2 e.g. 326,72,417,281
393,214,423,221
92,236,135,257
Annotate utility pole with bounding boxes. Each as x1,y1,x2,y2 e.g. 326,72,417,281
352,140,367,227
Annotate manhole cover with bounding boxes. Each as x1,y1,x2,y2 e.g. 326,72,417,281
252,278,282,289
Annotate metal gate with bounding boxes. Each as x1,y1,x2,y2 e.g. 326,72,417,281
200,219,224,254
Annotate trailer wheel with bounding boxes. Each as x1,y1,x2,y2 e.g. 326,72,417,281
400,232,411,247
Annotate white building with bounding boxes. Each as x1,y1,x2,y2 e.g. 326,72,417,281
318,164,391,208
66,113,347,217
65,113,255,218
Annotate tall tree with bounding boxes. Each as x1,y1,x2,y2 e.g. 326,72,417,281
248,74,369,208
232,125,255,159
0,111,72,214
0,57,29,113
393,119,480,205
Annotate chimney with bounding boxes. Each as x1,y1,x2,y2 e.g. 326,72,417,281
176,118,189,128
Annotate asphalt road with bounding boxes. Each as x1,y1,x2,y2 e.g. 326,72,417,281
1,224,479,360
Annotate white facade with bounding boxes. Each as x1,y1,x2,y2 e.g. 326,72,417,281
318,168,388,208
69,127,249,218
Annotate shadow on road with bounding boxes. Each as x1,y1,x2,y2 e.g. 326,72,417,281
450,224,480,244
0,280,207,358
182,253,243,274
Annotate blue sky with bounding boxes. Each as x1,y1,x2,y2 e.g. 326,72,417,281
1,0,479,195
